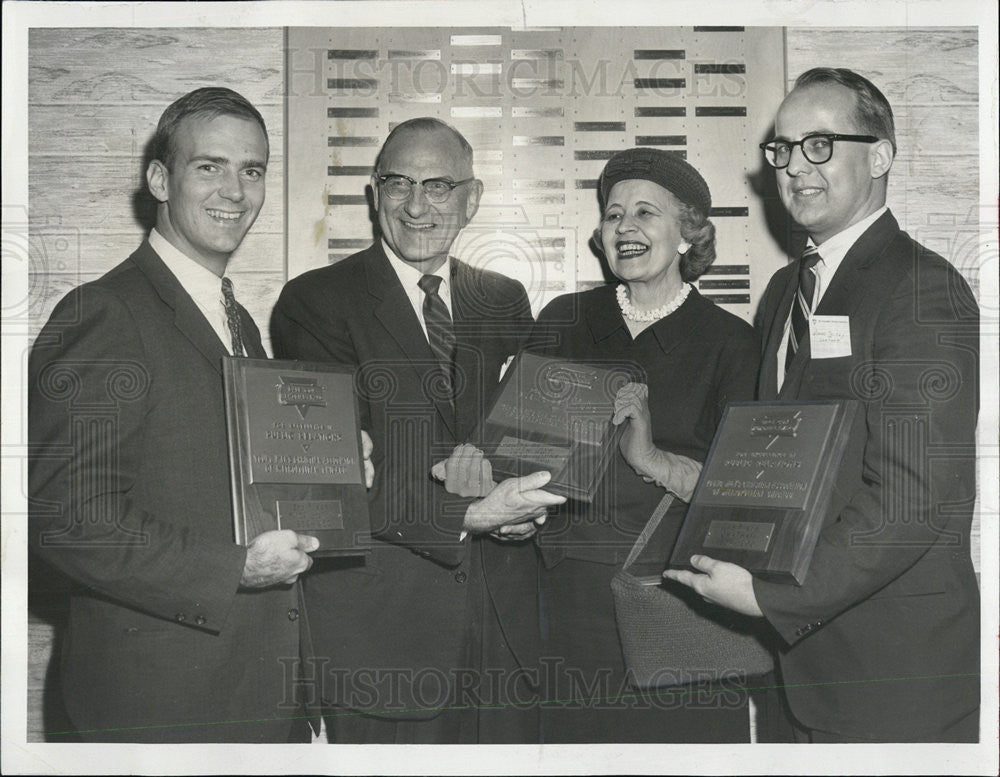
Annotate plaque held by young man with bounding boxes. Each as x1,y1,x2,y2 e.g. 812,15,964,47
223,358,371,557
669,400,858,584
475,352,633,502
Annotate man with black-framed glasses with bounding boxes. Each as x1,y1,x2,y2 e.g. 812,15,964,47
667,68,980,743
271,117,553,743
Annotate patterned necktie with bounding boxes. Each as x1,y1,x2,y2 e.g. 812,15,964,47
785,245,822,372
418,273,457,398
220,276,247,357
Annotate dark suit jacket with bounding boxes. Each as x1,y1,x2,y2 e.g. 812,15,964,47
752,211,980,740
28,241,305,743
271,243,536,717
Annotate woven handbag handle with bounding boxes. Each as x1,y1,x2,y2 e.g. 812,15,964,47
621,491,675,573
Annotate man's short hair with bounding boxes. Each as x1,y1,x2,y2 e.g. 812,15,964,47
374,117,474,175
794,67,897,154
150,87,269,170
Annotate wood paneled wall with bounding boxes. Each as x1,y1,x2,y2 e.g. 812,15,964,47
27,28,286,349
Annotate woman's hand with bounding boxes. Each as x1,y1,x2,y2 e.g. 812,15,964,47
613,382,658,474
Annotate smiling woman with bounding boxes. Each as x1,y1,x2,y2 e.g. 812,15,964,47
525,147,768,743
596,148,716,337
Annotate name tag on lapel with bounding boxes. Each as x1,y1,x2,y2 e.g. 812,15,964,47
810,315,852,358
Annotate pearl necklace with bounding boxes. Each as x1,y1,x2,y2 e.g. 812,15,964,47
616,282,691,322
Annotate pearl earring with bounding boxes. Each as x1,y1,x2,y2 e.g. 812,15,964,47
677,242,691,255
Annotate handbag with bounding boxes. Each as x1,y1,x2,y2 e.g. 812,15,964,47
611,492,774,689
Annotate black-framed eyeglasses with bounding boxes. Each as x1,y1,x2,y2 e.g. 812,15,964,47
376,174,475,203
759,133,881,169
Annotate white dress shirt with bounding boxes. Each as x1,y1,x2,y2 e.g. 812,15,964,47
149,229,243,356
382,239,453,342
776,206,888,387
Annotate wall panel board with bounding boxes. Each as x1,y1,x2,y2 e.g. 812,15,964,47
287,27,788,321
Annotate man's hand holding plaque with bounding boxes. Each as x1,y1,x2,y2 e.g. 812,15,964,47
224,358,374,557
668,400,857,584
432,444,566,539
240,529,320,589
663,555,763,617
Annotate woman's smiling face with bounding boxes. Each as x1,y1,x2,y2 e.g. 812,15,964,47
600,178,684,288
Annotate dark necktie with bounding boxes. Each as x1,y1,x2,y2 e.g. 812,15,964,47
418,273,456,398
220,276,247,357
785,245,822,372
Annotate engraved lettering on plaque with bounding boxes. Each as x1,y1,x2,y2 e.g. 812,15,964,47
276,375,327,418
277,500,344,532
703,520,775,552
245,370,359,486
695,404,838,510
495,436,572,471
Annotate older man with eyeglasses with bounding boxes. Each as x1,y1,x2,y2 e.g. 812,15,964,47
666,68,980,743
271,117,559,743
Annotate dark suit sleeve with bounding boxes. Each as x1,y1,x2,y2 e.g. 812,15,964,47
29,286,246,633
754,260,979,645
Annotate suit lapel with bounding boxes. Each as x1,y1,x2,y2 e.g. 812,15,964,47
450,261,487,437
814,210,897,318
130,241,229,373
365,244,457,438
780,211,899,397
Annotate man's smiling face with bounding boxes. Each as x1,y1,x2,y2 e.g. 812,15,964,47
372,126,482,272
147,113,267,274
774,82,886,245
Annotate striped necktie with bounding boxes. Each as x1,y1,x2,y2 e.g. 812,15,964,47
785,245,822,372
418,273,456,400
220,276,247,357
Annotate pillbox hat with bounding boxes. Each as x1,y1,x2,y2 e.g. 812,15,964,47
599,147,712,214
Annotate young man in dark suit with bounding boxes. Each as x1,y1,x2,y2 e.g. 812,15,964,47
29,88,322,742
666,68,980,742
271,118,563,743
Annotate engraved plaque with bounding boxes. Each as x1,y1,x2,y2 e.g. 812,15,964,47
244,370,362,486
494,437,573,471
693,405,836,511
224,358,371,557
474,352,633,502
277,500,345,532
703,520,774,553
669,400,858,584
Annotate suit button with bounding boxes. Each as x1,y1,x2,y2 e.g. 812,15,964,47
454,572,467,583
288,608,299,621
174,613,186,623
195,615,207,626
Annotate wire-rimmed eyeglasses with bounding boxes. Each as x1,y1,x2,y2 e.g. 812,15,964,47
376,174,475,203
759,133,881,169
